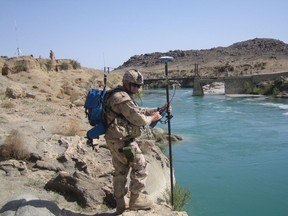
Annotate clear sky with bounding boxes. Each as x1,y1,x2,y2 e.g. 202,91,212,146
1,0,288,69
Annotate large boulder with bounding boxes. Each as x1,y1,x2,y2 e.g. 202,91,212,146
43,134,175,209
5,85,26,99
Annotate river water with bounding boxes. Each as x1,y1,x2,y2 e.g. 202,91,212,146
141,89,288,216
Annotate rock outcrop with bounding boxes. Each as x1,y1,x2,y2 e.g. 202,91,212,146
0,134,185,215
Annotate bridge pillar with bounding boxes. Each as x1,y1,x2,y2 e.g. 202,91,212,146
193,76,204,96
192,64,204,96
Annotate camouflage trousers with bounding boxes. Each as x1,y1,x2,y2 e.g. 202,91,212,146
105,138,148,199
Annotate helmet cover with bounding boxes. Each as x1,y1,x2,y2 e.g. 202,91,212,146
122,69,144,85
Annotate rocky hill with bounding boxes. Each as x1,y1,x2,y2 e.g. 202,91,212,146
114,38,288,80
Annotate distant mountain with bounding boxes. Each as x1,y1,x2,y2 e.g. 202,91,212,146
115,38,288,78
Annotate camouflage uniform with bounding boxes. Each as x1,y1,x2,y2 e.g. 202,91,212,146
104,87,157,199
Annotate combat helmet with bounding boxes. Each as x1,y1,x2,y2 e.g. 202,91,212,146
122,69,144,85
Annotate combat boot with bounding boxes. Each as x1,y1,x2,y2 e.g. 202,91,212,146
115,196,129,215
129,192,153,211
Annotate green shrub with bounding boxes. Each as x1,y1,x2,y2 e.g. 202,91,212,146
0,129,29,160
214,63,234,75
254,62,266,70
1,101,15,109
243,82,260,94
46,60,53,71
14,60,28,72
59,62,70,70
244,80,281,97
243,82,253,93
53,118,81,136
260,82,274,95
272,87,280,97
70,60,81,69
252,86,261,94
164,184,192,211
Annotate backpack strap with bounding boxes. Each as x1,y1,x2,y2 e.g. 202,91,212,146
102,87,125,128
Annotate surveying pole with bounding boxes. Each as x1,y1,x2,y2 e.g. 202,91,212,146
159,56,174,207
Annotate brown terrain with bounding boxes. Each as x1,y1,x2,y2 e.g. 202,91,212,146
0,57,184,215
115,38,288,81
0,38,288,216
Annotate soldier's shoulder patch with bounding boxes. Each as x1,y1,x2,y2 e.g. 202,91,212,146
112,91,131,104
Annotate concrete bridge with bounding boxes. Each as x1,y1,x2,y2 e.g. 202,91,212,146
144,71,288,96
222,71,288,95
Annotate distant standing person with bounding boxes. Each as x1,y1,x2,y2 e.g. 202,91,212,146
49,50,55,61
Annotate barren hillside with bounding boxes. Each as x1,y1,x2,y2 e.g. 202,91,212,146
114,38,288,80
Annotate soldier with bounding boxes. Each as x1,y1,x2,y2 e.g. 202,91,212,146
103,69,166,214
49,50,55,61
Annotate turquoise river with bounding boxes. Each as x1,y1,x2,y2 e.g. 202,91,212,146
141,89,288,216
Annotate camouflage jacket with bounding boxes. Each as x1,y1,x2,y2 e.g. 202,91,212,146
104,86,157,140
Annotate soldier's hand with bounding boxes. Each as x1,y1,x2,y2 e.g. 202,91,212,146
167,105,172,113
151,111,162,122
159,103,172,113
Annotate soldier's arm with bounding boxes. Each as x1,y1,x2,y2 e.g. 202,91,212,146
139,107,158,116
117,101,151,126
110,91,161,126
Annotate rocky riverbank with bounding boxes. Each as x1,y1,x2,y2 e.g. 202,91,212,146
0,57,185,215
